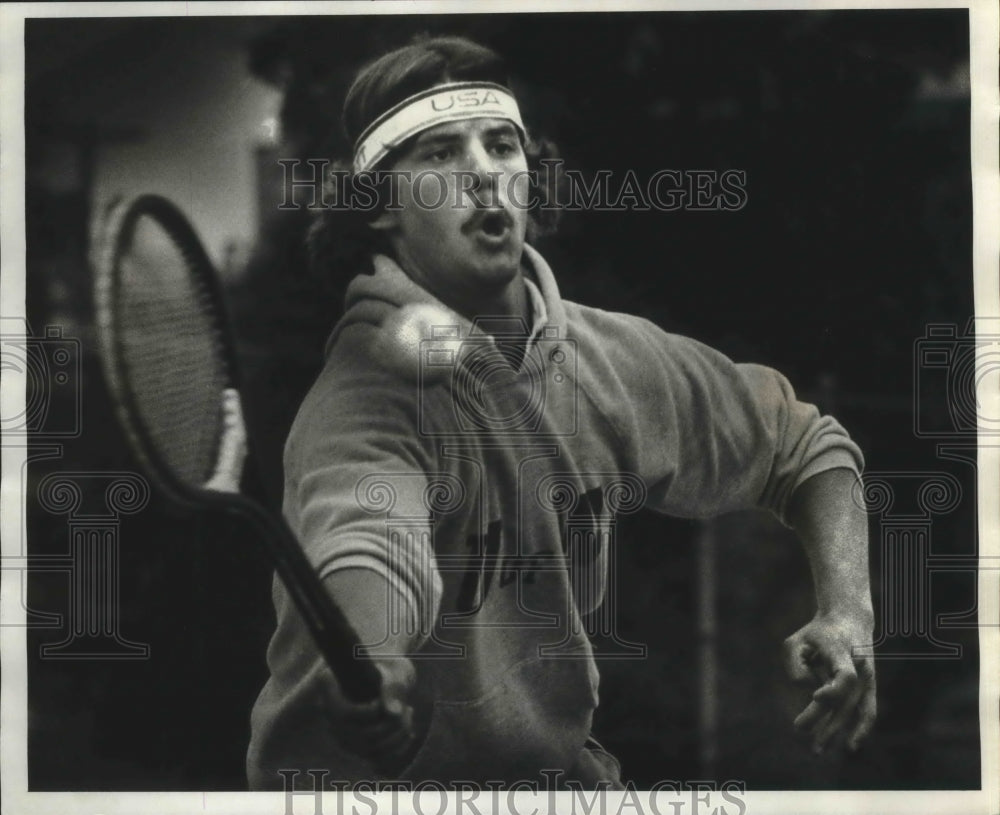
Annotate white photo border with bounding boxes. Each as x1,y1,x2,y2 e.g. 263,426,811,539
2,2,997,814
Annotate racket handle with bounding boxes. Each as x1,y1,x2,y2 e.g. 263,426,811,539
221,494,383,703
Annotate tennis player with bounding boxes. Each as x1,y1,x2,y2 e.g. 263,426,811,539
247,36,876,790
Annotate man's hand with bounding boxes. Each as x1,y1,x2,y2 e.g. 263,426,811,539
784,609,876,754
318,655,418,770
784,468,877,754
316,569,428,771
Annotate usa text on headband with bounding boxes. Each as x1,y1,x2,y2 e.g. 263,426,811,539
353,82,527,175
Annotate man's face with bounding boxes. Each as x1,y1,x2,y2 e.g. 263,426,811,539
373,117,530,314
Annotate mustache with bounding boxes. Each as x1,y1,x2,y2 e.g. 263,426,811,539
462,207,515,234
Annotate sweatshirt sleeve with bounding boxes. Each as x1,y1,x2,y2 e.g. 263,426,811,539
282,353,442,649
615,319,864,525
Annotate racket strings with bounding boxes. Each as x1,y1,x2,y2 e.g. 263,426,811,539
115,214,231,488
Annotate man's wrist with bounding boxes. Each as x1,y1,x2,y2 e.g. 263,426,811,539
815,600,874,629
322,567,419,654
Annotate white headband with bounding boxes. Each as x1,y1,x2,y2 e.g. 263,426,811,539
352,81,526,174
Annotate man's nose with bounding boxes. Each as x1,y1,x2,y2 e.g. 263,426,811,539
463,142,498,190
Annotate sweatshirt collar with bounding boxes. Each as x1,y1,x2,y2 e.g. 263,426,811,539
329,244,567,357
523,277,548,341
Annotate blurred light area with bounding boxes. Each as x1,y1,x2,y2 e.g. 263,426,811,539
259,116,281,146
915,60,971,100
31,20,283,280
91,50,280,278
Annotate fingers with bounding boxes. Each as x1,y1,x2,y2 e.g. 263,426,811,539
810,653,857,709
336,716,411,764
783,635,818,684
847,686,877,751
379,657,416,711
792,648,877,755
319,657,419,768
799,659,857,754
812,674,865,753
793,699,827,733
846,660,877,751
332,697,414,764
359,714,414,759
377,656,417,735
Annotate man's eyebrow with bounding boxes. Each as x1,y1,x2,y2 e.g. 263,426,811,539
483,123,519,139
412,130,463,148
411,122,520,150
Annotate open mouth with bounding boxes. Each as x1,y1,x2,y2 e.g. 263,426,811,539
466,208,512,240
480,212,508,237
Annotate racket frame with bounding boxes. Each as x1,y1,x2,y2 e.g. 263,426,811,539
93,194,381,703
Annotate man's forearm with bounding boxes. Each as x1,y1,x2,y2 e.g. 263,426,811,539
786,467,874,619
323,568,420,654
783,467,878,752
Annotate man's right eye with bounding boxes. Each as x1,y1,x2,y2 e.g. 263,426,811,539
425,147,453,162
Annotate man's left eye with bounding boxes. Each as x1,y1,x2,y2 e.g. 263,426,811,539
428,148,453,161
490,142,518,157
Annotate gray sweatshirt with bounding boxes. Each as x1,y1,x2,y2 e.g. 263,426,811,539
246,245,863,789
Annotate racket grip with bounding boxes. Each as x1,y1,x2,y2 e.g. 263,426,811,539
313,618,383,704
222,495,383,703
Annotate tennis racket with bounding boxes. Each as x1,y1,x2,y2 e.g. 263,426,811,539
92,193,381,704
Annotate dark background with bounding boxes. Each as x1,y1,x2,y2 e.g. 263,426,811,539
22,10,979,791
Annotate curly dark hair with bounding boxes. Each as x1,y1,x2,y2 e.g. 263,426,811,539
308,35,563,288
